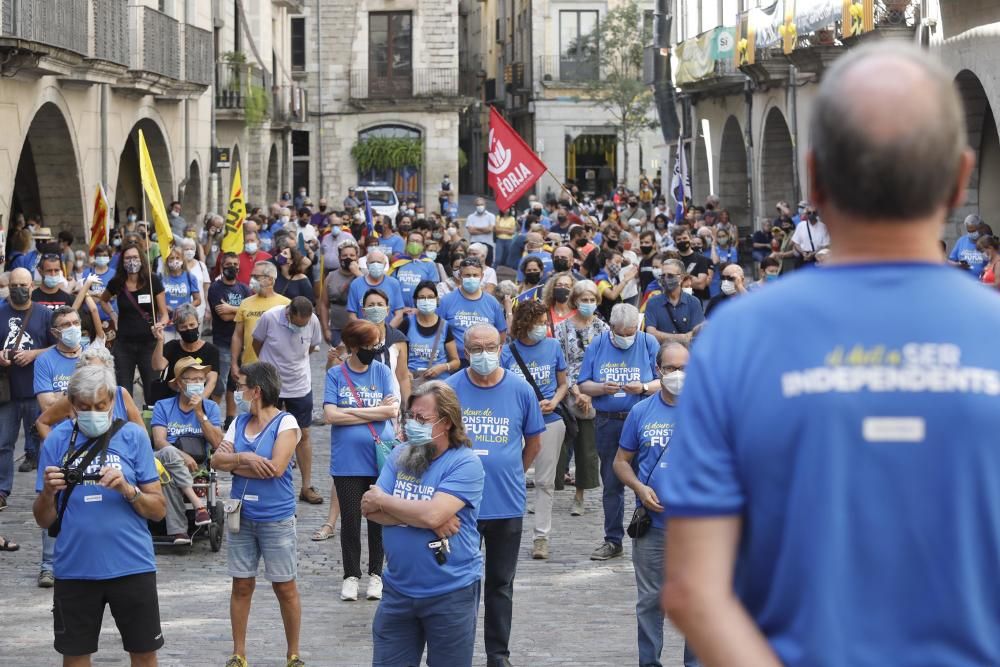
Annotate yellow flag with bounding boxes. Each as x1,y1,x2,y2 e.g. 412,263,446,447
223,164,246,254
137,129,173,258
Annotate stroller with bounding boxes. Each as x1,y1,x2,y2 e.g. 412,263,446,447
149,434,225,552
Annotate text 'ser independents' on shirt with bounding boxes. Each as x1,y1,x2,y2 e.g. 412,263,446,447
662,263,1000,666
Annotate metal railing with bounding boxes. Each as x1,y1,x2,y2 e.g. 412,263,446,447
874,0,916,27
273,84,307,123
215,61,271,110
349,67,459,100
536,55,599,84
92,0,128,65
2,0,88,54
459,68,480,97
129,4,180,79
184,23,212,85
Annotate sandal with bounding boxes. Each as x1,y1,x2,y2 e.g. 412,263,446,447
0,536,19,552
311,523,335,541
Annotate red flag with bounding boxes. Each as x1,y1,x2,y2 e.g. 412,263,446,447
487,107,547,211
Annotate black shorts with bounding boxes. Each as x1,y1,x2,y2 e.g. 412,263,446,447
53,571,164,656
279,391,313,429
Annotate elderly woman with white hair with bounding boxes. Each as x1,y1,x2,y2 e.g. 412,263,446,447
576,302,660,562
553,279,606,516
34,363,166,665
178,236,211,324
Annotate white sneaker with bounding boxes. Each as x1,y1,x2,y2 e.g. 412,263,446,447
366,574,383,600
341,576,359,601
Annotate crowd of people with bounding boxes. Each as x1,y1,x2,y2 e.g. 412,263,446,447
3,43,999,667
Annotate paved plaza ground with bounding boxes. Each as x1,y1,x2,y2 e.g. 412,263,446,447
0,354,685,666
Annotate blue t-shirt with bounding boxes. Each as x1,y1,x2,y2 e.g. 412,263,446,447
33,347,79,397
382,234,405,257
446,370,545,519
230,411,298,522
709,245,739,296
391,259,440,307
619,392,675,530
151,396,221,443
36,421,159,580
515,251,554,282
948,234,986,275
577,331,659,413
643,292,705,335
403,315,451,379
323,361,395,476
346,275,405,319
162,270,200,315
662,263,1000,665
500,338,567,424
82,266,117,321
0,302,55,401
258,229,275,253
438,289,507,358
377,445,485,598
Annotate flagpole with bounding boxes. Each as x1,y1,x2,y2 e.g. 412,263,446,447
137,142,157,327
543,168,583,210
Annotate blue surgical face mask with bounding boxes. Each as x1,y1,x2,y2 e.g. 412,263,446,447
185,382,206,398
969,231,980,241
60,325,82,349
425,250,438,262
765,273,779,282
416,298,437,315
368,263,386,278
462,277,481,294
43,275,62,289
80,336,91,348
404,418,442,445
612,333,636,350
95,256,110,268
234,390,251,414
577,302,597,317
470,350,500,375
364,305,389,324
528,325,547,342
77,408,113,438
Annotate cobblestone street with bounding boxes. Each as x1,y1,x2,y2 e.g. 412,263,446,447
0,354,684,666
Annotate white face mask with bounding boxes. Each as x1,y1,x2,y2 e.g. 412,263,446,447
721,280,737,296
682,287,694,295
661,370,685,395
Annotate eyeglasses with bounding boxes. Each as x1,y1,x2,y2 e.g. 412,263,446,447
465,344,499,355
659,364,686,373
403,411,441,425
250,273,269,280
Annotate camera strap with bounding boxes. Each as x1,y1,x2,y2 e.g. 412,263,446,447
49,419,127,538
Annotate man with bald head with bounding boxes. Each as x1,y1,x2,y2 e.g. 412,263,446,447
662,44,997,665
0,268,55,498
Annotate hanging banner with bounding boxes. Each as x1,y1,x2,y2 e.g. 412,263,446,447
842,0,874,38
675,27,737,85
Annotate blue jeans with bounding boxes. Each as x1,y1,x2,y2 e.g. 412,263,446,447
595,415,626,545
214,347,232,396
372,581,480,667
41,530,54,574
494,238,514,269
0,397,41,495
632,527,701,667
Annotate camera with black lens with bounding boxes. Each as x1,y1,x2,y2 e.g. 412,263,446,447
427,538,450,566
62,465,101,486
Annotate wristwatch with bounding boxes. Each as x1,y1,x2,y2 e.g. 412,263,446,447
128,486,142,504
642,382,649,393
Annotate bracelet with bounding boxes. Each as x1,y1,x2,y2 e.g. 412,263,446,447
236,453,241,467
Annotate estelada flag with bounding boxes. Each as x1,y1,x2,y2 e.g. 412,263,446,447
487,107,547,211
222,164,246,254
138,129,173,258
88,184,110,256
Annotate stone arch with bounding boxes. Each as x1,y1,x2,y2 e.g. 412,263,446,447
718,115,749,229
266,144,280,204
115,118,175,225
356,123,424,201
181,160,202,221
759,107,795,219
955,70,1000,231
9,101,86,240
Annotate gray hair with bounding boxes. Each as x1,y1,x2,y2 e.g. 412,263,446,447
609,303,641,329
463,323,500,349
468,243,488,255
209,214,224,225
68,363,116,404
254,260,277,280
77,344,114,369
662,258,686,274
367,249,387,264
172,303,199,327
179,237,196,251
337,237,360,252
965,214,982,229
809,43,966,221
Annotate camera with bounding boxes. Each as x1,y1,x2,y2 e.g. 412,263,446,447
62,465,101,486
427,538,450,566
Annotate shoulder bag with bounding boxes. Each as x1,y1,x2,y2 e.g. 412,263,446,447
563,326,597,420
626,442,671,539
0,304,34,403
340,365,399,472
508,341,577,440
413,318,446,387
224,412,286,533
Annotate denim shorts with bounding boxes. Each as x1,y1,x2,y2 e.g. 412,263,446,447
214,347,232,397
227,516,297,582
279,392,313,429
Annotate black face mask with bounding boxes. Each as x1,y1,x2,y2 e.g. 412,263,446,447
605,239,619,250
574,237,588,248
399,225,412,234
677,241,691,252
179,328,200,344
298,219,308,227
553,258,571,273
557,217,567,225
318,206,327,212
553,287,571,304
222,266,238,281
357,347,379,365
524,272,542,285
640,245,654,255
9,286,30,306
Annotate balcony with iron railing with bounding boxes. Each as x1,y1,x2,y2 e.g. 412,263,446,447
349,68,459,100
216,61,271,112
536,55,599,86
128,4,180,79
